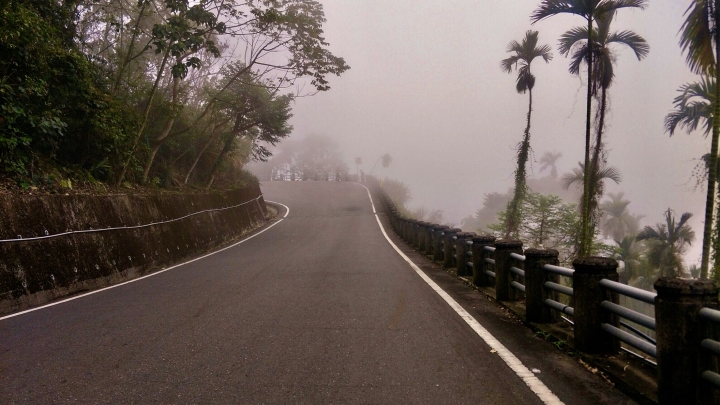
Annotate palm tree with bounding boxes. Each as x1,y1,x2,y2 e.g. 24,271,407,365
678,0,720,279
501,30,553,238
558,14,648,223
612,235,645,284
665,76,714,136
531,0,648,256
562,160,621,251
636,209,696,278
600,192,642,241
539,151,562,178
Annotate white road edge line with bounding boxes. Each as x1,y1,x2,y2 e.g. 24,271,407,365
0,200,290,322
357,184,564,405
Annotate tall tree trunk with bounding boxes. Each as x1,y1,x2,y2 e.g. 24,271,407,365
141,75,181,183
184,123,221,184
702,5,720,279
113,0,148,93
505,87,533,238
580,16,594,257
204,133,236,189
587,85,608,243
115,47,171,186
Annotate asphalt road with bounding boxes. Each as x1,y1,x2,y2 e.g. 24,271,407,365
0,181,636,404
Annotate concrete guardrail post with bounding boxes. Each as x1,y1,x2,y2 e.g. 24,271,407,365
424,224,436,257
443,228,462,268
433,226,449,263
572,256,619,354
494,239,523,301
413,220,422,249
471,235,496,287
524,249,560,324
408,220,416,245
655,278,720,405
416,221,427,252
455,232,475,277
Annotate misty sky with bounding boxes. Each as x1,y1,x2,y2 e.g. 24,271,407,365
282,1,705,264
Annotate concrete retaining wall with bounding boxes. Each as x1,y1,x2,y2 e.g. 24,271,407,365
0,183,267,313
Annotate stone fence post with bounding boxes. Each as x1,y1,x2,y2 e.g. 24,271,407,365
655,278,720,405
471,235,495,287
416,221,428,252
443,228,462,268
524,249,559,324
424,224,436,257
573,256,619,354
433,226,448,263
494,240,523,301
455,232,475,277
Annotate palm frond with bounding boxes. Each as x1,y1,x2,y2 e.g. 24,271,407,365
597,165,622,184
679,0,715,75
664,77,714,136
568,45,588,76
501,55,521,73
606,30,649,59
516,67,535,93
597,0,648,16
558,26,588,56
531,0,589,24
636,225,661,241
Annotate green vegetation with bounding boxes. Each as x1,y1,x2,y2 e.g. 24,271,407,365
531,0,648,256
500,30,553,238
0,0,347,191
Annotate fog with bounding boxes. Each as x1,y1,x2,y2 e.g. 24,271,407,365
277,1,705,264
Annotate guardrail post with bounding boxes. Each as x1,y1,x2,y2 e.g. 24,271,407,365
443,228,462,268
413,220,422,249
416,221,427,252
471,235,496,287
524,249,559,324
433,226,448,263
407,219,416,247
424,224,436,257
494,240,523,301
414,221,424,250
573,257,619,354
402,218,411,242
455,232,475,276
655,278,720,405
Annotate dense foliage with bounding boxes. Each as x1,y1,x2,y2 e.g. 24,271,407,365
0,0,347,190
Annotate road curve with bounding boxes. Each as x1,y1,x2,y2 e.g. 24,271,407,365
0,181,634,404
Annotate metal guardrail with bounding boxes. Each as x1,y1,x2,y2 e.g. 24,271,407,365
599,279,657,304
699,307,720,388
598,278,658,360
541,263,575,318
543,264,575,277
0,195,266,243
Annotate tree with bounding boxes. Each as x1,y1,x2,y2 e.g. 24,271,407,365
665,76,714,137
382,178,412,216
600,192,642,241
558,13,648,233
636,209,695,278
562,160,621,246
611,236,646,284
677,0,720,279
369,153,392,175
500,30,553,238
539,151,562,178
531,0,648,256
491,192,581,265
